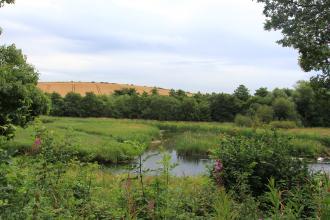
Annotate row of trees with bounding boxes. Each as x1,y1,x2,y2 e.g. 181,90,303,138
47,80,330,127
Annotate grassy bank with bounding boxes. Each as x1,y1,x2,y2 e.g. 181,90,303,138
5,117,160,163
151,120,330,158
4,116,330,163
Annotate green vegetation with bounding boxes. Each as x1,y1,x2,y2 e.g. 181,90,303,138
6,117,160,163
45,79,330,128
0,45,49,138
1,1,330,218
257,0,330,76
5,116,330,162
2,126,330,219
269,120,297,129
171,131,221,157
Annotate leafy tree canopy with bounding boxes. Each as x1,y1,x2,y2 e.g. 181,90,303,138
234,84,250,101
256,0,330,75
0,44,49,138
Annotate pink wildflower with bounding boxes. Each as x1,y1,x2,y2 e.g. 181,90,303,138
34,137,41,146
213,159,223,186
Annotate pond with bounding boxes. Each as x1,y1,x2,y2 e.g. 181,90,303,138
105,149,330,177
309,162,330,175
106,149,211,176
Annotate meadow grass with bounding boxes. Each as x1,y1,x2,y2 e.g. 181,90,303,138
5,116,330,163
6,116,160,163
150,120,330,157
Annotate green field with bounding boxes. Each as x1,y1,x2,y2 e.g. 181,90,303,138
6,116,330,163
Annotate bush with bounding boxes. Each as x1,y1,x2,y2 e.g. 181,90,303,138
234,114,253,127
269,120,297,129
256,105,274,123
211,133,309,197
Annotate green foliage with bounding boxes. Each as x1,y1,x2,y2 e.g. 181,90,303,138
7,117,160,163
0,44,50,139
256,0,330,75
289,138,326,158
80,92,106,117
255,87,269,97
49,92,64,116
211,133,309,197
256,105,274,123
234,84,250,102
293,81,316,126
1,119,330,218
310,75,330,127
172,131,220,156
272,97,297,120
46,77,330,127
114,88,138,96
270,120,297,129
213,189,238,220
210,93,241,122
234,114,253,127
62,92,83,117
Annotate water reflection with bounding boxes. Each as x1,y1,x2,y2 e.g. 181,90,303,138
106,150,330,177
107,149,211,176
309,162,330,175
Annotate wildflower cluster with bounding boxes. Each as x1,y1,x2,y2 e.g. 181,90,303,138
213,159,223,186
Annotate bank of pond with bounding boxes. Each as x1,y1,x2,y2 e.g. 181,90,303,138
1,116,330,219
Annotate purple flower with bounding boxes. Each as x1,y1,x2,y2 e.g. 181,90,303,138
213,159,223,186
34,138,41,146
214,159,223,172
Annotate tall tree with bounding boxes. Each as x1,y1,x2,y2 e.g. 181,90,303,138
0,45,49,138
310,75,330,126
292,81,316,126
234,85,250,102
62,92,83,117
256,0,330,75
210,94,240,122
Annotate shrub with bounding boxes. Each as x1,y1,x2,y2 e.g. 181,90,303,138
269,120,297,129
211,133,309,197
234,114,253,127
256,105,274,123
272,97,297,120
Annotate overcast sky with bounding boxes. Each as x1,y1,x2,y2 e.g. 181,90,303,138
0,0,311,93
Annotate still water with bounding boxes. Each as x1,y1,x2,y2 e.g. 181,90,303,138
107,149,330,177
309,162,330,175
108,149,211,176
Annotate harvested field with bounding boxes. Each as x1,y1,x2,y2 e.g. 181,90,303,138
37,82,172,96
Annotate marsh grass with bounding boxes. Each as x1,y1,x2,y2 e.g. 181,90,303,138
5,116,330,164
171,131,221,156
7,117,160,163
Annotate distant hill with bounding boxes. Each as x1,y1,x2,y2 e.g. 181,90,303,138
37,82,172,96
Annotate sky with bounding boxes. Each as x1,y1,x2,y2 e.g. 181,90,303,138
0,0,312,93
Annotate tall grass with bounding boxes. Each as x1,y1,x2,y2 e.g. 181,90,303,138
5,116,330,163
170,131,221,156
6,116,160,163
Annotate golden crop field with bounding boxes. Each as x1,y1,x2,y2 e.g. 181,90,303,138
37,82,172,96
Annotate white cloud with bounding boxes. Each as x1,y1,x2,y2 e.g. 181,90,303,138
0,0,309,93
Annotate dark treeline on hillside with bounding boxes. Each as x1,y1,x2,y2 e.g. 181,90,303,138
47,79,330,127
